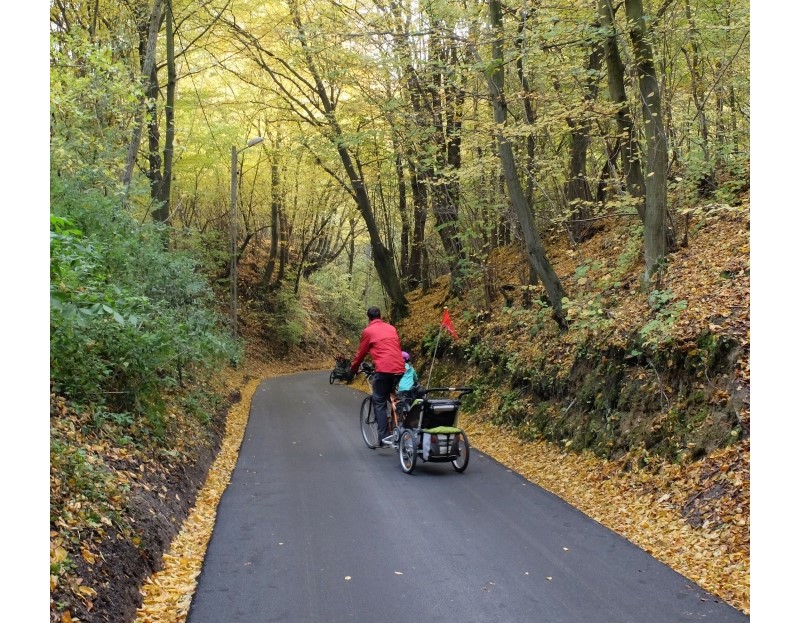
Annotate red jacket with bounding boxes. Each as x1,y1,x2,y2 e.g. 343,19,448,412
351,319,406,375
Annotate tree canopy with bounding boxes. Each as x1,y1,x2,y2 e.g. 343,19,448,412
51,0,750,321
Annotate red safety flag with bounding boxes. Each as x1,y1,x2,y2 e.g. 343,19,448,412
441,308,458,340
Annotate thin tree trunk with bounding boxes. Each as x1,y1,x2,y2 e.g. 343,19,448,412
729,87,738,155
146,61,163,206
153,0,175,223
598,0,645,219
564,35,603,241
276,207,290,287
89,0,100,41
682,0,711,167
408,165,427,289
121,0,164,188
394,151,410,280
515,12,537,208
263,156,281,289
625,0,669,285
486,0,568,329
347,217,356,277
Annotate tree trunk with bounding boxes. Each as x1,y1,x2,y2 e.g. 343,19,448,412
146,60,163,208
598,0,645,219
347,217,356,277
486,0,568,329
276,207,290,287
121,0,164,188
564,36,603,241
408,165,427,289
625,0,669,285
263,156,281,290
515,12,537,208
394,151,410,280
682,0,711,191
153,0,175,223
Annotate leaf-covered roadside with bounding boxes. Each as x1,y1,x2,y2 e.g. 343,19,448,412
49,380,233,623
49,171,241,623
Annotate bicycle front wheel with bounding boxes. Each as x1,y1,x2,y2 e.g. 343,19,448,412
360,395,378,449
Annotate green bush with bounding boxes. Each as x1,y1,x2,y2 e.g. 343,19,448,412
50,174,237,434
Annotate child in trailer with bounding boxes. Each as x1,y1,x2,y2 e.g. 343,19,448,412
395,351,420,418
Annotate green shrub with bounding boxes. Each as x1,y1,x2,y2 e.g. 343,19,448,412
50,175,237,434
50,31,139,187
262,284,309,350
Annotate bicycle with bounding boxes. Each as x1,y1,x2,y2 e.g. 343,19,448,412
360,377,472,474
358,363,403,450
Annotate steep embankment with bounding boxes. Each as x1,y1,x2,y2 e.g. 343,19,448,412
396,205,750,612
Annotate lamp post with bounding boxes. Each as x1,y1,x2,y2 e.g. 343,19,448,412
230,136,264,340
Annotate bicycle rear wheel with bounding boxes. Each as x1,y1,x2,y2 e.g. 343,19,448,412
451,432,470,473
360,395,378,449
399,429,417,474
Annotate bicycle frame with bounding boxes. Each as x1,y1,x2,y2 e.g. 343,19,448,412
358,366,403,449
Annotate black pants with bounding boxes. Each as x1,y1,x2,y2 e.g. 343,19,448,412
372,373,402,440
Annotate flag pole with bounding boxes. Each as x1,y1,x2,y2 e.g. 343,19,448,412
427,305,453,388
426,323,443,389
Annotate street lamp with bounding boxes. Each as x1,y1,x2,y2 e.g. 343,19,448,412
230,136,264,340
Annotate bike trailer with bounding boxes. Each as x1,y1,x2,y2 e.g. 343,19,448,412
397,387,472,474
329,355,352,384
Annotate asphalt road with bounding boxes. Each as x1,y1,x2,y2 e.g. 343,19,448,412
186,371,748,623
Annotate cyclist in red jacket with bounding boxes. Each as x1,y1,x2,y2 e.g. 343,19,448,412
349,307,406,447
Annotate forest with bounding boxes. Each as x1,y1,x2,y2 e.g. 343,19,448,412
48,1,750,621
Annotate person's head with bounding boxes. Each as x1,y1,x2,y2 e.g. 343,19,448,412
367,307,381,321
402,351,410,363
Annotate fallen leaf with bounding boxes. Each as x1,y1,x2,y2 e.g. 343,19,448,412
52,546,69,565
77,585,97,598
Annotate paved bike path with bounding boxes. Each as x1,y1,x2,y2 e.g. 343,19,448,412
187,371,748,623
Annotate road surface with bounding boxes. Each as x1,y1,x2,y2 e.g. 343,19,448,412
187,371,748,623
